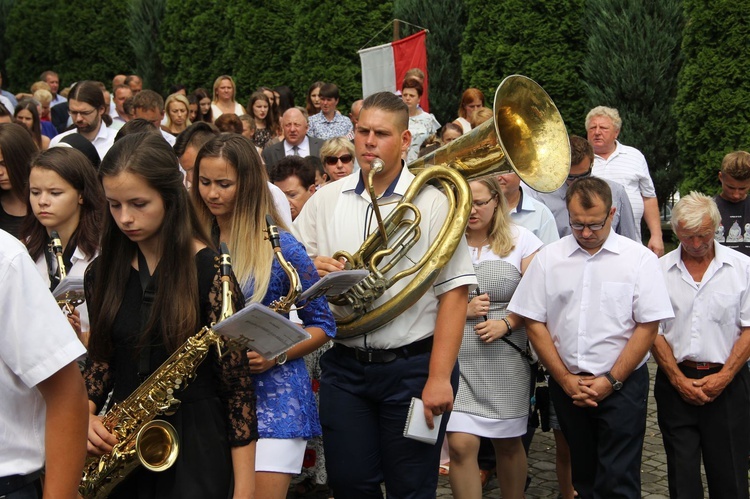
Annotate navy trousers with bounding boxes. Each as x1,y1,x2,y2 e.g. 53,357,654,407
319,345,459,499
655,364,750,499
549,363,649,499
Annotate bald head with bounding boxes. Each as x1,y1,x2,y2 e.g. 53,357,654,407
350,99,364,127
283,107,309,146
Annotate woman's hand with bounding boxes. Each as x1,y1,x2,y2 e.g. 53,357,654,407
67,308,82,337
247,351,277,374
87,414,118,456
467,293,490,318
474,319,510,343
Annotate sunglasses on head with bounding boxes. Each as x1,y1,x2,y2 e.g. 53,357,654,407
324,154,353,166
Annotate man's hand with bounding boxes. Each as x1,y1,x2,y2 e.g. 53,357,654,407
692,371,732,400
313,255,345,277
421,376,454,430
648,235,665,257
672,375,712,405
576,376,614,406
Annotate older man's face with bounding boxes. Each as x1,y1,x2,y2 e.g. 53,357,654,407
675,216,715,260
587,115,619,156
283,110,308,146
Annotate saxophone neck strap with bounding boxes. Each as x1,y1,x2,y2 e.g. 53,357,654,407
137,248,158,380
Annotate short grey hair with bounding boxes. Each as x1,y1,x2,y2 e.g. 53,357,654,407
585,106,622,131
670,191,721,233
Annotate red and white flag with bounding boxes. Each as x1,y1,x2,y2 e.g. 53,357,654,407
359,30,429,112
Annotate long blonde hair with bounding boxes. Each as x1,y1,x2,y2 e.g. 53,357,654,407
192,133,286,302
471,177,515,257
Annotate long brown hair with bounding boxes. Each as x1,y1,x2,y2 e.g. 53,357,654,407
22,147,104,260
87,133,211,361
0,123,36,202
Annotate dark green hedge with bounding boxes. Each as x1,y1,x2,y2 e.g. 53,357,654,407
582,0,684,204
675,0,750,195
461,0,587,136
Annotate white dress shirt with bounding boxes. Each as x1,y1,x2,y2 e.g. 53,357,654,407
49,123,117,162
509,231,674,376
659,243,750,363
0,232,85,475
292,166,477,349
284,137,310,158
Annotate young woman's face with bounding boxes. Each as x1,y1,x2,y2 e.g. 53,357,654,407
467,181,498,235
199,97,211,115
464,98,483,120
401,88,420,111
15,109,34,130
0,147,11,191
188,103,198,122
310,87,321,109
167,101,188,127
197,156,238,222
102,171,166,247
29,167,82,233
252,100,269,121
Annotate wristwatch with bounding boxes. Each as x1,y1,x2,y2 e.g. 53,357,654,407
275,353,288,366
604,372,623,391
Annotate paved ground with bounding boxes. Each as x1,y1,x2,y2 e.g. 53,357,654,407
290,358,712,498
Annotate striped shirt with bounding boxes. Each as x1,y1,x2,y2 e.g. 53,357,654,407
592,141,656,229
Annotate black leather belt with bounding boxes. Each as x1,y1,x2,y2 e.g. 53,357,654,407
336,336,434,363
0,469,42,496
679,360,723,370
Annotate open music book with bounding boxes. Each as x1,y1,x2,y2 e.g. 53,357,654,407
213,302,311,358
298,269,369,302
52,276,85,303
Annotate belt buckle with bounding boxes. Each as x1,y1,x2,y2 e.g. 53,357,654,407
696,362,711,370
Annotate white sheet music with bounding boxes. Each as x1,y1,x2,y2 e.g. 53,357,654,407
298,269,369,302
52,276,85,302
213,302,311,358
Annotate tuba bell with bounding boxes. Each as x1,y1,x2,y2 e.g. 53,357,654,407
330,75,570,339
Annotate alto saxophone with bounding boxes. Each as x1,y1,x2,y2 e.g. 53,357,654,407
265,215,302,314
79,244,238,498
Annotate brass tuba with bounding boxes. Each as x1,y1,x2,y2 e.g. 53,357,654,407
330,75,570,339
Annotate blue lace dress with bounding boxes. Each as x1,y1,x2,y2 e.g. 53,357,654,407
243,230,337,439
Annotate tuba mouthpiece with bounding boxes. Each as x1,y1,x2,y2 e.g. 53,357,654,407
370,158,385,173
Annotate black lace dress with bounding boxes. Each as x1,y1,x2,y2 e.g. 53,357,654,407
83,248,256,499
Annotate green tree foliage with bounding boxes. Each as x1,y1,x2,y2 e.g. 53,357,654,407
583,0,684,205
393,0,468,125
129,0,165,93
462,0,586,135
6,0,133,90
676,0,750,195
287,0,393,111
160,0,235,94
225,0,299,104
0,0,15,87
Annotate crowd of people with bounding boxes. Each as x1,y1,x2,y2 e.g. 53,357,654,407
0,67,749,499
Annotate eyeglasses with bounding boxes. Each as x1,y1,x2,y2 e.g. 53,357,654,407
569,212,610,231
68,108,97,118
567,167,592,182
324,154,353,166
472,196,496,208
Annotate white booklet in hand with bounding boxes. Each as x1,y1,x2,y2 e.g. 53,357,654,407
298,269,369,302
212,302,311,359
52,276,85,303
403,397,442,445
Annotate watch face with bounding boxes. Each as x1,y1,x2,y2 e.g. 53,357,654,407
613,381,623,391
